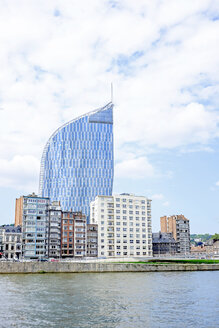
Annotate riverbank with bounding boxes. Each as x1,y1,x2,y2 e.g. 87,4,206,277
0,261,219,273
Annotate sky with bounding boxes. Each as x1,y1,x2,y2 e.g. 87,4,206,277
0,0,219,233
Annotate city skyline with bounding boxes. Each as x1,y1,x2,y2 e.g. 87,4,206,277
0,1,218,233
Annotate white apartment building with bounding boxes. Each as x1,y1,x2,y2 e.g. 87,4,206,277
90,193,153,258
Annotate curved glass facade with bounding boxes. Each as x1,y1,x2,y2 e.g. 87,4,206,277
39,102,114,219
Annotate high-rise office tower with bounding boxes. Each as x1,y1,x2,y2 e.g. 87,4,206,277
39,102,114,220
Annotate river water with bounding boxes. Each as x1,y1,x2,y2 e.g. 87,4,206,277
0,271,218,328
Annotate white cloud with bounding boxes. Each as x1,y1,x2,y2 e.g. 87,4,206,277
0,156,40,191
151,193,164,200
115,156,155,179
162,201,170,207
0,0,218,188
215,181,219,187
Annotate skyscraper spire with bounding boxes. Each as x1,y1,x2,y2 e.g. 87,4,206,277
111,82,113,103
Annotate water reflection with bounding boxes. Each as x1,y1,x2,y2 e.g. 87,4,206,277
0,272,218,328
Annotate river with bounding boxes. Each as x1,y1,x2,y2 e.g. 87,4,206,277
0,271,218,328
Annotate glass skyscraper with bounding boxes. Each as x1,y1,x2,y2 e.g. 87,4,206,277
39,102,114,219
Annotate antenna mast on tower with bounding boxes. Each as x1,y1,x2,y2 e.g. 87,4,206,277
111,82,113,103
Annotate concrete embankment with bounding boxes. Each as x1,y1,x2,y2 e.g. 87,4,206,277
0,262,219,273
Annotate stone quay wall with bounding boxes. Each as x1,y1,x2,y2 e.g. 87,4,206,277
0,262,219,273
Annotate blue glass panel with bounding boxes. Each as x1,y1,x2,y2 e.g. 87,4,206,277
89,106,113,124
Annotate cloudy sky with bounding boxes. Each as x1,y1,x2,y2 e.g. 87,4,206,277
0,0,219,233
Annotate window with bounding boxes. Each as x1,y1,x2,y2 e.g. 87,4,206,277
116,233,120,237
116,210,120,214
101,209,104,213
116,204,120,208
116,228,120,231
123,222,127,226
136,211,139,215
116,198,120,202
130,240,134,243
122,199,126,202
123,228,127,232
123,210,126,214
116,246,120,249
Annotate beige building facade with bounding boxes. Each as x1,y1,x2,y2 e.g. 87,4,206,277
90,194,152,258
15,196,24,227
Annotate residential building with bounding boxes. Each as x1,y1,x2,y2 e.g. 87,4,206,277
39,102,114,219
48,201,62,258
90,194,153,258
0,227,4,257
61,212,86,257
160,215,190,255
21,193,50,259
87,224,98,257
1,225,22,260
152,232,177,256
212,240,219,257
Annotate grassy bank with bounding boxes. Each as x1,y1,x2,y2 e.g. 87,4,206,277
115,259,219,265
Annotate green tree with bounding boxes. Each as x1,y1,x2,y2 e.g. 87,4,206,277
211,233,219,241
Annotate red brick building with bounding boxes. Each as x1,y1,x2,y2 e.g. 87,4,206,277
61,212,86,257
